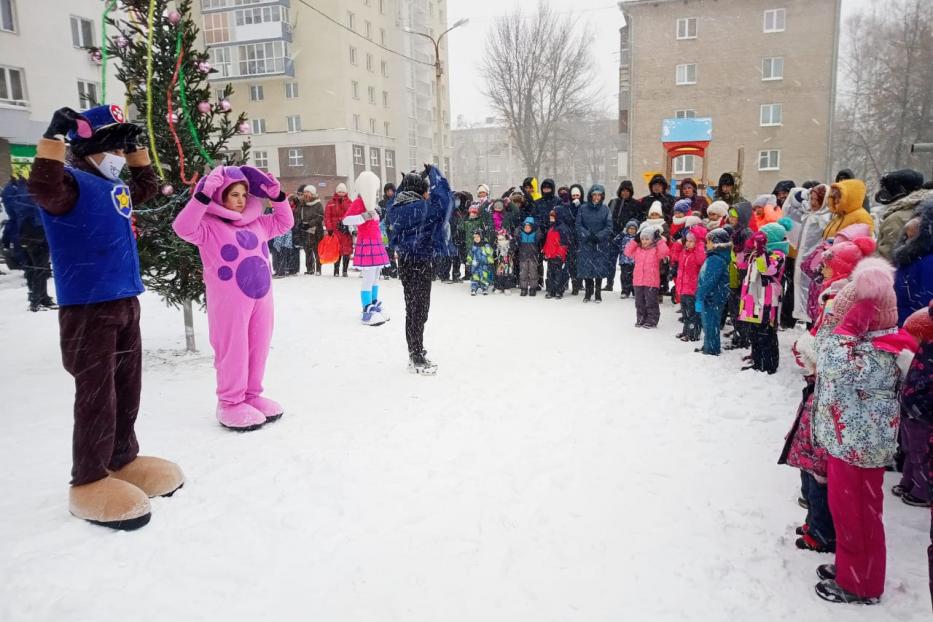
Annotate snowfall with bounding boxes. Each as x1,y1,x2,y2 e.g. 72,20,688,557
0,270,929,622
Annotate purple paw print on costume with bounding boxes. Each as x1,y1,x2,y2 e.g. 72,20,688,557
217,230,271,299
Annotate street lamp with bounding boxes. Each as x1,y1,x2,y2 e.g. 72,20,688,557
405,17,469,166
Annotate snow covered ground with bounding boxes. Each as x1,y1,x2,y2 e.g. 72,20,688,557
0,271,929,622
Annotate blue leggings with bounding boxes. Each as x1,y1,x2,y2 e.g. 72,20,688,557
701,304,724,354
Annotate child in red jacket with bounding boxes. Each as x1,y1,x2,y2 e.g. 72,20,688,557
674,225,708,341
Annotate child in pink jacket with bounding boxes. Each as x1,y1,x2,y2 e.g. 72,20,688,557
673,225,707,341
173,165,294,431
624,228,670,328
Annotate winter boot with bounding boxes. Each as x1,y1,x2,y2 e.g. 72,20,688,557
245,395,285,422
69,476,151,531
408,352,437,375
529,288,536,297
814,580,879,605
795,534,835,553
110,456,185,498
901,493,931,507
362,304,387,327
520,288,528,297
216,402,266,432
816,564,836,581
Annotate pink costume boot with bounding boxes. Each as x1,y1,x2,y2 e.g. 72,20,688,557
216,402,266,432
245,395,284,422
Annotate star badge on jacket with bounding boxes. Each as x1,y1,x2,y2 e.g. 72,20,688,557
111,185,133,218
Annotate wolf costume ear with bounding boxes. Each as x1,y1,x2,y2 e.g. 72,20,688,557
355,170,381,212
239,165,272,198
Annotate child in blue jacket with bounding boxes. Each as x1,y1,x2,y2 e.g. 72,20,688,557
613,219,638,298
694,228,733,355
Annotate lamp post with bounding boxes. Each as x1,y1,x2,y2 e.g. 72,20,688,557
405,17,468,167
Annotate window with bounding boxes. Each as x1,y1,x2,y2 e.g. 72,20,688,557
77,80,99,107
382,91,389,108
366,53,373,72
237,41,287,76
287,115,301,132
285,81,298,99
385,150,394,169
675,109,696,119
408,97,416,119
209,47,231,77
70,16,94,48
250,118,266,134
673,155,695,175
379,0,385,15
253,150,268,170
675,63,697,85
1,0,16,32
364,21,371,39
370,148,380,168
758,150,781,171
288,148,303,167
409,148,418,170
408,126,417,147
368,86,375,104
346,11,355,30
214,88,225,101
249,84,264,101
762,57,784,81
235,5,286,26
353,145,364,165
764,8,786,33
353,114,360,130
349,46,357,65
201,0,225,9
202,12,230,44
760,103,783,126
351,80,359,99
380,28,386,45
381,61,388,78
0,65,26,105
384,121,390,136
369,118,376,133
676,17,697,40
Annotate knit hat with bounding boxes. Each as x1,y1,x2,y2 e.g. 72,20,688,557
673,199,692,214
468,203,480,214
640,228,656,241
823,237,876,280
760,217,793,253
706,201,729,219
831,258,898,334
625,219,639,231
717,172,735,188
648,201,664,217
752,194,777,209
903,302,933,343
875,169,924,205
523,216,535,227
335,182,348,195
477,184,490,196
707,227,732,246
687,225,708,243
304,184,318,197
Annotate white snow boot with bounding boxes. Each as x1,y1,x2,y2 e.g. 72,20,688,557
361,304,387,327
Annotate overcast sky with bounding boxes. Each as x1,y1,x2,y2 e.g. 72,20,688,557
445,0,876,126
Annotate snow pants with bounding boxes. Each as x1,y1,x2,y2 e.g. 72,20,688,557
519,258,538,290
898,417,931,502
23,239,51,306
827,457,886,599
59,297,141,486
801,471,835,547
701,304,724,354
208,293,274,407
546,259,567,295
680,294,701,341
634,286,660,327
618,264,634,296
305,232,323,274
748,322,779,373
399,256,432,356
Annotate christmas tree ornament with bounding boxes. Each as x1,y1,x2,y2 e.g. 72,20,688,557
167,10,181,25
115,35,129,49
238,121,251,134
219,99,232,112
161,184,175,196
90,49,103,64
166,112,179,124
197,101,212,114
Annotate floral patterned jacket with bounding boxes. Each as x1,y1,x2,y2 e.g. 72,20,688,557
812,328,901,468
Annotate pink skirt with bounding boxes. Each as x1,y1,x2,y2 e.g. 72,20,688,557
353,237,390,267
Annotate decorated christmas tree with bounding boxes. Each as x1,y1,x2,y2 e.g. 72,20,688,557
100,0,251,350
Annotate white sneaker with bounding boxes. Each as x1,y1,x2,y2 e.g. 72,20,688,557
361,304,387,326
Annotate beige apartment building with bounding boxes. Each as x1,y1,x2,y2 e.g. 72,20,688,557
193,0,452,198
618,0,841,195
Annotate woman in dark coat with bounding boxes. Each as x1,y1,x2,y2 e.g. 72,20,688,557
575,184,614,303
566,184,586,295
892,199,933,326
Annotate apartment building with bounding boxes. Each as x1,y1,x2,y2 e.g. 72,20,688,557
0,0,119,182
618,0,841,194
194,0,452,197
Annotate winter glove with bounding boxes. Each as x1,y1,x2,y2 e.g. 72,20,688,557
752,232,767,254
44,107,91,140
653,228,663,241
695,300,704,313
258,171,282,200
200,166,227,199
121,124,147,154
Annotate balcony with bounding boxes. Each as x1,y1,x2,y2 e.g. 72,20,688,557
201,0,290,13
209,52,295,80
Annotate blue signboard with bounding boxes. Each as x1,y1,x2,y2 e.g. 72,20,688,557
661,118,713,143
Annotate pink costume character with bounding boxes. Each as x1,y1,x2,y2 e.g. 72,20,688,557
172,165,294,431
342,171,391,326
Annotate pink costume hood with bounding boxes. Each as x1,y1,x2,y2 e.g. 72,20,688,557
196,165,271,227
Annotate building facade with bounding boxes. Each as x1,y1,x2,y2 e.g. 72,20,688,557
0,0,119,182
618,0,841,195
193,0,452,198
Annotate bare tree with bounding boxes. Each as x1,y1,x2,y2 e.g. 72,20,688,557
480,1,598,175
833,0,933,185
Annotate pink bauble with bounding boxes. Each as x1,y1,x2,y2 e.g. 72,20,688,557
166,112,178,124
219,99,232,112
161,184,174,196
115,36,129,49
238,121,251,134
197,61,211,73
167,10,182,25
90,50,102,64
197,101,212,114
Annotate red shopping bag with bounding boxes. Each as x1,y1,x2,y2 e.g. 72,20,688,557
318,233,341,265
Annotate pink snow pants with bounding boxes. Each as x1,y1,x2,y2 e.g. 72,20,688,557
207,294,274,406
827,456,886,598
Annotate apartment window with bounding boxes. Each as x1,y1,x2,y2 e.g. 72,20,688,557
287,115,301,133
762,57,784,81
353,145,364,166
675,63,697,85
76,80,99,107
370,148,380,168
675,109,696,119
364,21,372,40
409,148,417,170
764,9,786,33
758,150,781,171
408,126,417,147
673,155,695,175
379,0,386,15
368,86,376,104
0,66,26,105
202,12,230,44
380,28,386,46
249,84,264,101
285,81,298,99
209,47,231,77
369,118,376,133
346,11,355,30
676,17,697,40
214,88,225,101
201,0,225,9
351,80,359,99
287,148,303,167
349,46,357,65
353,114,361,131
250,118,266,134
408,98,416,119
366,53,373,72
385,150,394,169
70,16,94,48
253,150,269,170
760,103,783,126
1,0,15,32
237,41,287,76
384,121,390,136
381,61,388,78
382,91,389,108
235,5,286,26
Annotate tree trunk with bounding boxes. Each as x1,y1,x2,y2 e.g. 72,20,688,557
183,299,197,352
